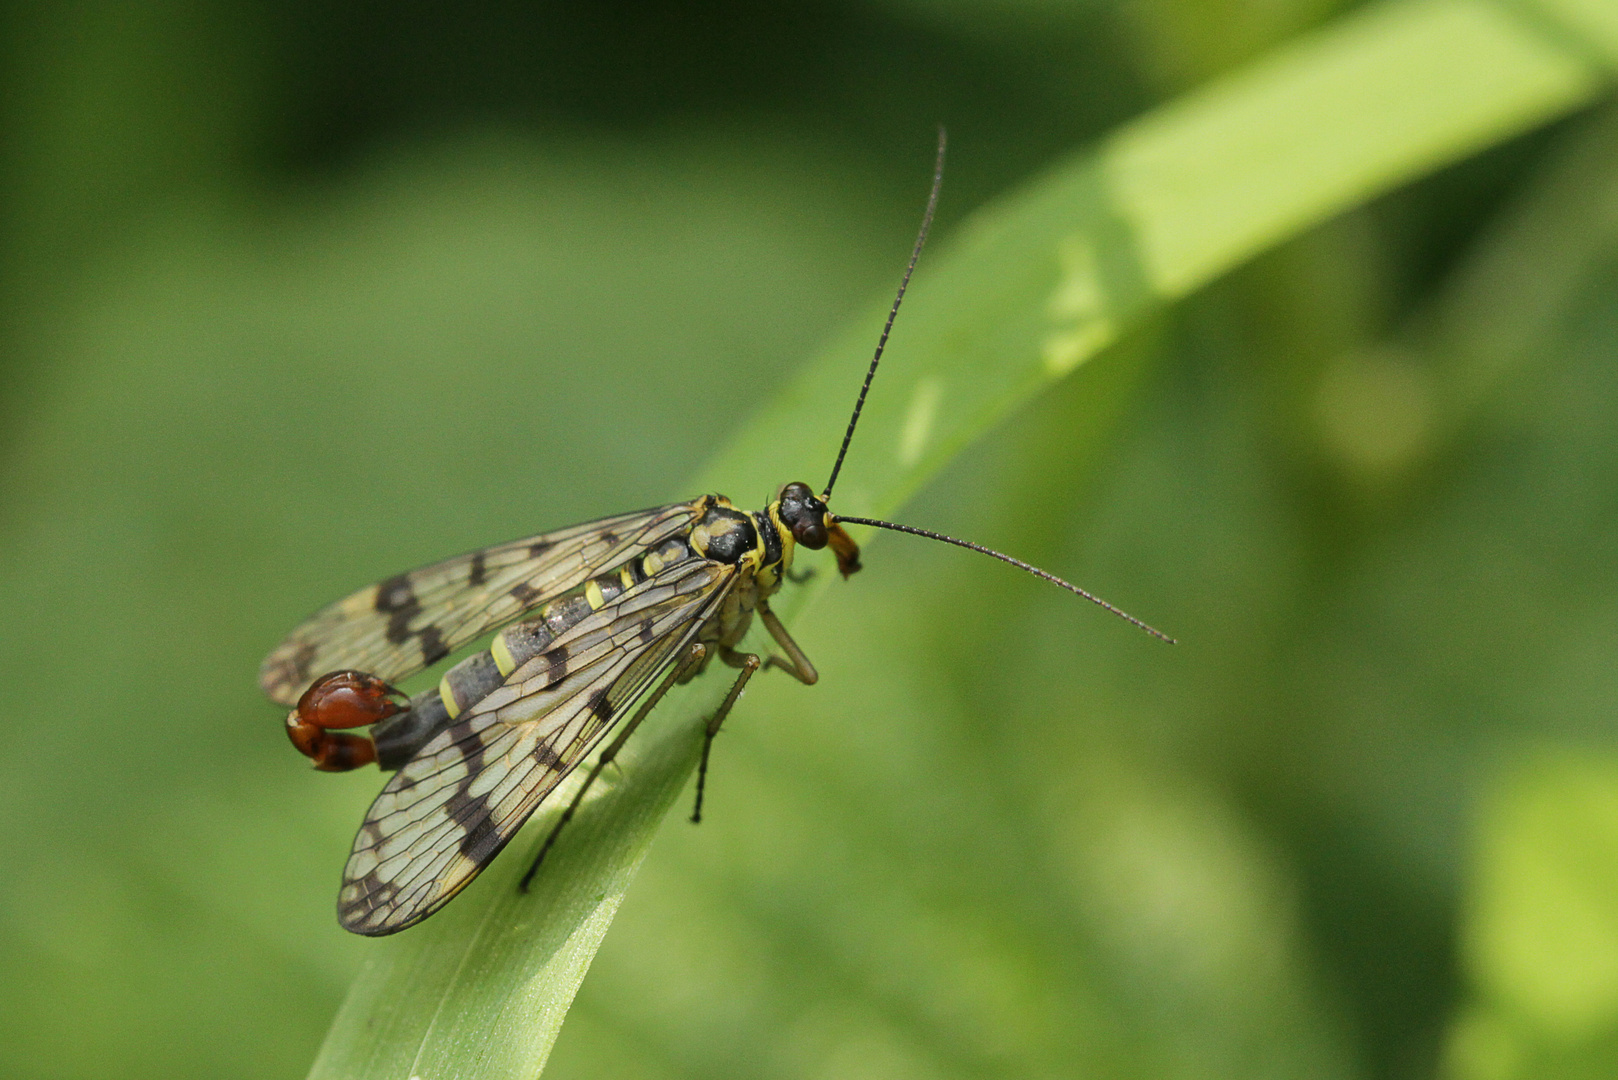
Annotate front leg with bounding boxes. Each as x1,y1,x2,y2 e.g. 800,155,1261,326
756,600,818,685
718,643,803,682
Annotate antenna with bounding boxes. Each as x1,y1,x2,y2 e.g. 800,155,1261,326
835,516,1177,643
818,133,1172,645
823,127,947,500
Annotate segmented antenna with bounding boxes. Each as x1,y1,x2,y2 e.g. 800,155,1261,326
835,516,1176,643
823,127,947,500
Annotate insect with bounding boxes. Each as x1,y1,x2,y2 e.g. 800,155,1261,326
260,132,1172,936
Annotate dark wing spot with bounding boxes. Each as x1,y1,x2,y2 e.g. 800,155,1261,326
339,873,403,931
457,736,487,784
510,581,541,606
533,740,562,769
261,640,319,697
590,690,614,723
290,640,318,681
455,793,502,861
468,551,486,585
376,575,422,644
437,733,497,855
418,625,448,667
543,643,572,684
638,618,656,643
354,874,401,907
385,609,417,645
375,575,415,612
528,540,553,559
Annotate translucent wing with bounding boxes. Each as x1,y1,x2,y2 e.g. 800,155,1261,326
259,500,704,705
336,555,735,935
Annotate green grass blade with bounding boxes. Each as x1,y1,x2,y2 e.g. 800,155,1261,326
308,1,1614,1076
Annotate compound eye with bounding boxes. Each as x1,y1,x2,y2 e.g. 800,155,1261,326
793,518,829,549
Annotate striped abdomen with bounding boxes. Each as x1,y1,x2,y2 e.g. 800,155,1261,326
372,536,694,768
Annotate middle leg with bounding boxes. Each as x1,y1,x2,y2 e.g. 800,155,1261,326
690,651,762,824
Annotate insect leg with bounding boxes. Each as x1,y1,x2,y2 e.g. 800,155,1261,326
757,600,818,685
690,652,763,824
520,641,708,891
686,602,813,818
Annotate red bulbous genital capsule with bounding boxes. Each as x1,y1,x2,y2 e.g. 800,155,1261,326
295,670,406,729
285,670,403,771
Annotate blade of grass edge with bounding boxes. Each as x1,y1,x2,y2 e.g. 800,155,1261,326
308,2,1613,1077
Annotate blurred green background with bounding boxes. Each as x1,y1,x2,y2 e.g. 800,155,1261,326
3,1,1618,1078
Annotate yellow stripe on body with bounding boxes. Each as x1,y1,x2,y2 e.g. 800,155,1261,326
491,632,517,677
585,579,606,610
438,673,462,720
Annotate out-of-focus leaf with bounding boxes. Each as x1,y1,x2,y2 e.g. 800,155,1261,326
1430,102,1618,409
1445,756,1618,1079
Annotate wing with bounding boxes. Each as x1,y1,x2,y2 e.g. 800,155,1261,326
335,554,735,935
259,500,704,705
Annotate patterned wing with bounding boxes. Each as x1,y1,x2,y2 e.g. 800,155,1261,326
259,500,703,705
336,554,734,935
